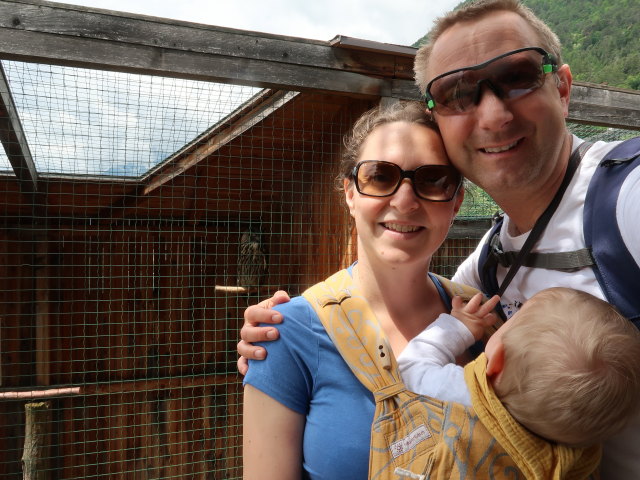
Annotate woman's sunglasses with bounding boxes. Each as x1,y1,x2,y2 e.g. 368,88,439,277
351,160,462,202
424,47,558,116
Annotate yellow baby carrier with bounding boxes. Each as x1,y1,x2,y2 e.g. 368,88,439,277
302,268,599,480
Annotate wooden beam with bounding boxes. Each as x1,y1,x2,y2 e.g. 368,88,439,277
0,0,638,128
0,60,38,191
0,1,414,78
22,401,52,480
142,90,299,195
34,239,50,386
0,0,412,97
329,35,417,57
448,218,494,239
569,83,640,130
0,374,238,399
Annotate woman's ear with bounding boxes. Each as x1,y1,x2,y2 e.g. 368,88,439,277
344,178,356,217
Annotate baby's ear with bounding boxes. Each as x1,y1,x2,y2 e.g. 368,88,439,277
486,342,505,377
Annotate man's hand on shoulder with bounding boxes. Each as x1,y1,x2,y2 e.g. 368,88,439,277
237,290,291,375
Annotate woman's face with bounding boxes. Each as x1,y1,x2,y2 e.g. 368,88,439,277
344,121,463,270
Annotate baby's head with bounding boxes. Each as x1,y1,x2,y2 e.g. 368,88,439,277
485,287,640,446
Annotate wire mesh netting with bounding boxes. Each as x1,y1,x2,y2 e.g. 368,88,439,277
0,59,638,478
0,60,372,479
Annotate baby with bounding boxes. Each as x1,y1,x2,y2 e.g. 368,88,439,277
398,287,640,447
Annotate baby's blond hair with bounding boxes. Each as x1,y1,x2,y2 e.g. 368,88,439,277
495,287,640,446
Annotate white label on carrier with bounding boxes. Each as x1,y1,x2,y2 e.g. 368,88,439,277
389,424,431,458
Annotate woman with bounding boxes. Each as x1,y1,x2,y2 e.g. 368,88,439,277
243,101,466,479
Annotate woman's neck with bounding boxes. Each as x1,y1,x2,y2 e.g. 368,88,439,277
352,260,447,355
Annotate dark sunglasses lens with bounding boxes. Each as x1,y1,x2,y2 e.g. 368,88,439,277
429,51,545,113
356,161,401,196
430,72,476,113
495,57,545,99
414,166,460,200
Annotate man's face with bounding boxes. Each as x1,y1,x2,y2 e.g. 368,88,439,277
424,11,572,200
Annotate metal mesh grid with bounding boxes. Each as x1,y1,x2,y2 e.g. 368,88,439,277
0,61,260,176
0,61,369,479
0,58,638,478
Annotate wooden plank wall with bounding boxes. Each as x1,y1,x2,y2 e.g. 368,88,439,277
0,92,370,478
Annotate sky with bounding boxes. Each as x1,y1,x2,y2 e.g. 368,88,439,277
48,0,462,46
1,0,464,176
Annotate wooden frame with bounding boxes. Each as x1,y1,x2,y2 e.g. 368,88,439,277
0,0,638,129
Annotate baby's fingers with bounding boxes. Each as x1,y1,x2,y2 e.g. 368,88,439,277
451,295,466,311
475,294,501,317
463,293,484,312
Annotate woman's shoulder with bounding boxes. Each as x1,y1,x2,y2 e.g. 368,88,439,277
261,295,329,349
271,295,318,328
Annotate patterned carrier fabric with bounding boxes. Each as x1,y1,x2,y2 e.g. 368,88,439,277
302,269,526,480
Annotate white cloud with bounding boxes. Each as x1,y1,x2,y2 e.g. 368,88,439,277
48,0,461,46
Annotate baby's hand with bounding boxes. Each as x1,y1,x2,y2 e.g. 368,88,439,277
450,293,501,340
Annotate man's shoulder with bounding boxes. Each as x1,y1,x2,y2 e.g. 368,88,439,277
578,137,622,168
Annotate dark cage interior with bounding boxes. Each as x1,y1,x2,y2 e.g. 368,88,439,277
0,70,376,476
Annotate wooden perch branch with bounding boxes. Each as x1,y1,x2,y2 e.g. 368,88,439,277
0,374,239,400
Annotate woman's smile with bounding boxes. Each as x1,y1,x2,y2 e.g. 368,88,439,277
381,222,424,234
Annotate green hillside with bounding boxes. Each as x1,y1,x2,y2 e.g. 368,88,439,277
414,0,640,90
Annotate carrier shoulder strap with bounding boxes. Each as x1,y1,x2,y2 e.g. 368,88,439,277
302,269,399,392
303,270,416,479
302,270,504,479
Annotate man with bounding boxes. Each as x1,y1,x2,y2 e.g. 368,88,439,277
238,0,640,476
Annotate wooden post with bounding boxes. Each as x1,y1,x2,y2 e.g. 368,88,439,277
21,401,52,480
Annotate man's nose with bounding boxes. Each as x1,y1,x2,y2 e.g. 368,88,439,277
473,79,503,105
474,81,514,130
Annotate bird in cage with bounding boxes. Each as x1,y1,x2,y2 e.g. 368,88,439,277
237,228,268,292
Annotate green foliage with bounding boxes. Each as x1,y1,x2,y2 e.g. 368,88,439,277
523,0,640,90
413,0,640,91
458,183,499,218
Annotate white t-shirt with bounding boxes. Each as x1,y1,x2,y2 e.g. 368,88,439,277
452,135,640,479
397,313,473,405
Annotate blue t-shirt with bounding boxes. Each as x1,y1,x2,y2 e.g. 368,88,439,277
243,271,453,479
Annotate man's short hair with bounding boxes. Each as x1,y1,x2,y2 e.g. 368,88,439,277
414,0,562,95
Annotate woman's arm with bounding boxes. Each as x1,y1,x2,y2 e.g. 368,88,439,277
243,384,305,480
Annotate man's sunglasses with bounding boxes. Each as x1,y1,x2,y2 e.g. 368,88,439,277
351,160,462,202
424,47,558,116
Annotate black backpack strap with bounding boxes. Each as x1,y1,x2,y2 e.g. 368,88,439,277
478,216,504,298
584,136,640,325
479,142,592,299
489,247,595,272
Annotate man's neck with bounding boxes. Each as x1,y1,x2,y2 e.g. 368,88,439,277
496,133,574,235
